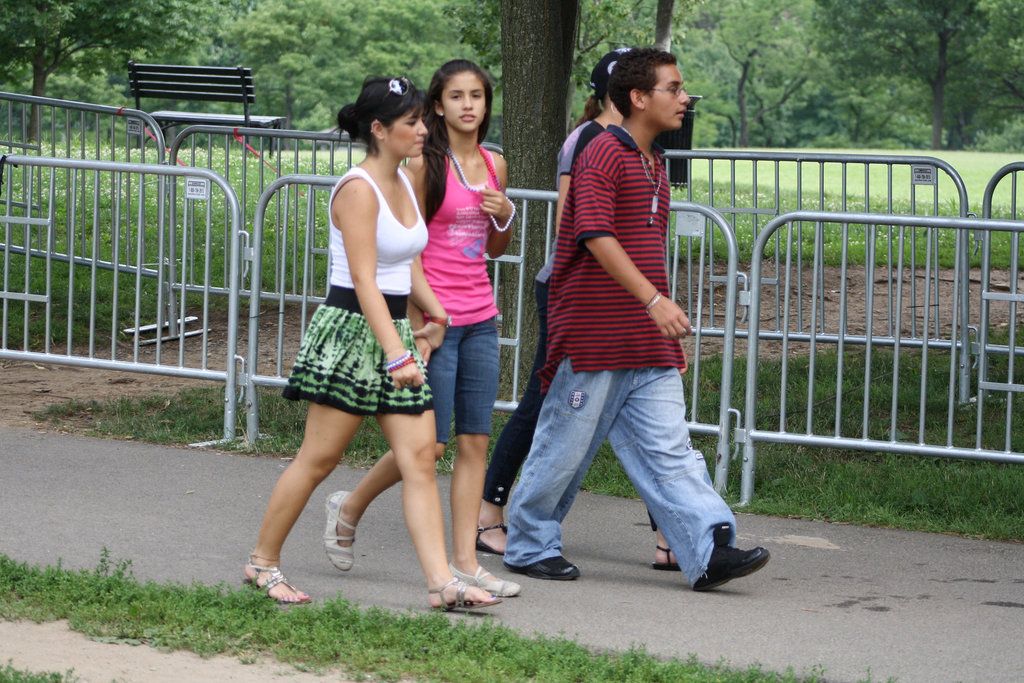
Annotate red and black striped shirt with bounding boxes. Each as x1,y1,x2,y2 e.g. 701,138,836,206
540,126,687,390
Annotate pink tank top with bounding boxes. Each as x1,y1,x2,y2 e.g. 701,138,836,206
420,149,501,326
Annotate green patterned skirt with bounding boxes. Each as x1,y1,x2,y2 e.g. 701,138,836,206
282,305,432,415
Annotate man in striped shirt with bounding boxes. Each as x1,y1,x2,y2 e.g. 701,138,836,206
504,48,769,591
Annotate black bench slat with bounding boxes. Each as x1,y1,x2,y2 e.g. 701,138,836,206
133,87,253,103
134,75,255,88
130,63,251,76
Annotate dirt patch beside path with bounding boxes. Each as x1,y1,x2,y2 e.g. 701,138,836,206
0,620,355,682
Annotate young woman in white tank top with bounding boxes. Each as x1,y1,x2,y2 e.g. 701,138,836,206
245,76,500,612
324,60,522,600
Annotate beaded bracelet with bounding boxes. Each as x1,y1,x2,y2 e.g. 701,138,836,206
390,355,416,372
491,200,516,233
385,351,414,373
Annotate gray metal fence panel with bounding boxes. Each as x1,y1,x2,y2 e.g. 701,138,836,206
666,149,975,403
739,210,1024,505
668,201,740,491
0,91,165,165
982,162,1024,221
0,154,243,440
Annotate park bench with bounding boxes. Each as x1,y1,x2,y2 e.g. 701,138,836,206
127,61,285,134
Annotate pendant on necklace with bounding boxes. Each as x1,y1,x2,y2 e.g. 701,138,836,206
651,196,658,213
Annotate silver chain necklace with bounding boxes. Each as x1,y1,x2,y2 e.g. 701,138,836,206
638,150,662,217
619,128,662,222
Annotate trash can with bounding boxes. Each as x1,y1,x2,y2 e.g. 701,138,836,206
655,95,701,185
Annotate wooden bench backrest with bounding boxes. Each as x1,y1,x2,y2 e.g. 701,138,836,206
127,62,256,117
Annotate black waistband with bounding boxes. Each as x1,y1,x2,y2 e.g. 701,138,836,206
325,286,408,319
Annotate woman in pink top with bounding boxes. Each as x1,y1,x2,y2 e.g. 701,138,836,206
323,60,521,598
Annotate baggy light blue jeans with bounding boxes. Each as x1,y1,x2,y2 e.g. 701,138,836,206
504,358,735,584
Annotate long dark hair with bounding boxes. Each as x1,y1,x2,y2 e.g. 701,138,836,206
336,76,425,155
421,60,494,222
575,95,605,128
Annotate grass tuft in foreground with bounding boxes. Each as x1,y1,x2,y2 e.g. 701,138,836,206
0,663,76,683
0,552,830,683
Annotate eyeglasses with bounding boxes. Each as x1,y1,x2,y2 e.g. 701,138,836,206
649,86,686,97
388,77,411,96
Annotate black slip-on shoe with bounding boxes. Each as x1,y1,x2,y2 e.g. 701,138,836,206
692,522,770,591
504,555,581,580
692,545,770,591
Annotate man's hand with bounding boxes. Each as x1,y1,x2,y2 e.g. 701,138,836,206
647,296,693,340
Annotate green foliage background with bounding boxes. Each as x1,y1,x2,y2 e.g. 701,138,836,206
1,0,1022,150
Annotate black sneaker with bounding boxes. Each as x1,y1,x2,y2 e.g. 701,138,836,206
692,523,770,591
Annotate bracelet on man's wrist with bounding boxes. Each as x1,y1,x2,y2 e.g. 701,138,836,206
644,292,662,314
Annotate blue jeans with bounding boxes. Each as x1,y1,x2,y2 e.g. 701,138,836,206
482,279,549,505
427,318,499,442
505,359,735,584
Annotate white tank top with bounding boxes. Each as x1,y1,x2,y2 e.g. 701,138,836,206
328,166,428,295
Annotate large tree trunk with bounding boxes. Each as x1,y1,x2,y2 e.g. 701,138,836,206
498,0,579,395
654,0,675,52
737,63,750,147
30,47,50,142
931,34,949,150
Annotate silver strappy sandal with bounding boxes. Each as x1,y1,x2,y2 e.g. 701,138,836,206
450,562,521,597
243,556,311,604
429,577,502,612
324,490,357,571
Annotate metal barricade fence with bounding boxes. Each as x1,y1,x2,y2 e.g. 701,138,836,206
977,163,1024,419
168,126,354,225
0,91,165,165
738,210,1024,505
165,127,356,305
982,162,1024,221
0,154,243,441
8,127,1017,505
668,201,740,490
665,149,974,403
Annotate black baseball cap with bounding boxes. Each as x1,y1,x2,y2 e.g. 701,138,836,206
589,47,632,100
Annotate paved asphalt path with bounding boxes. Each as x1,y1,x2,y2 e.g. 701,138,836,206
1,426,1022,682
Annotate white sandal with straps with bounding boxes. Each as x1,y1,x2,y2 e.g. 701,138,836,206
244,556,311,604
324,490,357,571
429,577,502,612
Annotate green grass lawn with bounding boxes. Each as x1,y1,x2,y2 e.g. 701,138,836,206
675,148,1023,224
740,147,1022,210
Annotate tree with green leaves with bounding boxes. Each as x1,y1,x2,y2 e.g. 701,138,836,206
813,0,983,150
687,0,814,147
0,0,223,99
447,0,704,132
975,0,1024,113
226,0,466,130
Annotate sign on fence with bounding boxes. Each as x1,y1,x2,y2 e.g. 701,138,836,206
186,178,210,201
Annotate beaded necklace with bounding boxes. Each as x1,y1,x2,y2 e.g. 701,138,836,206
445,146,515,233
